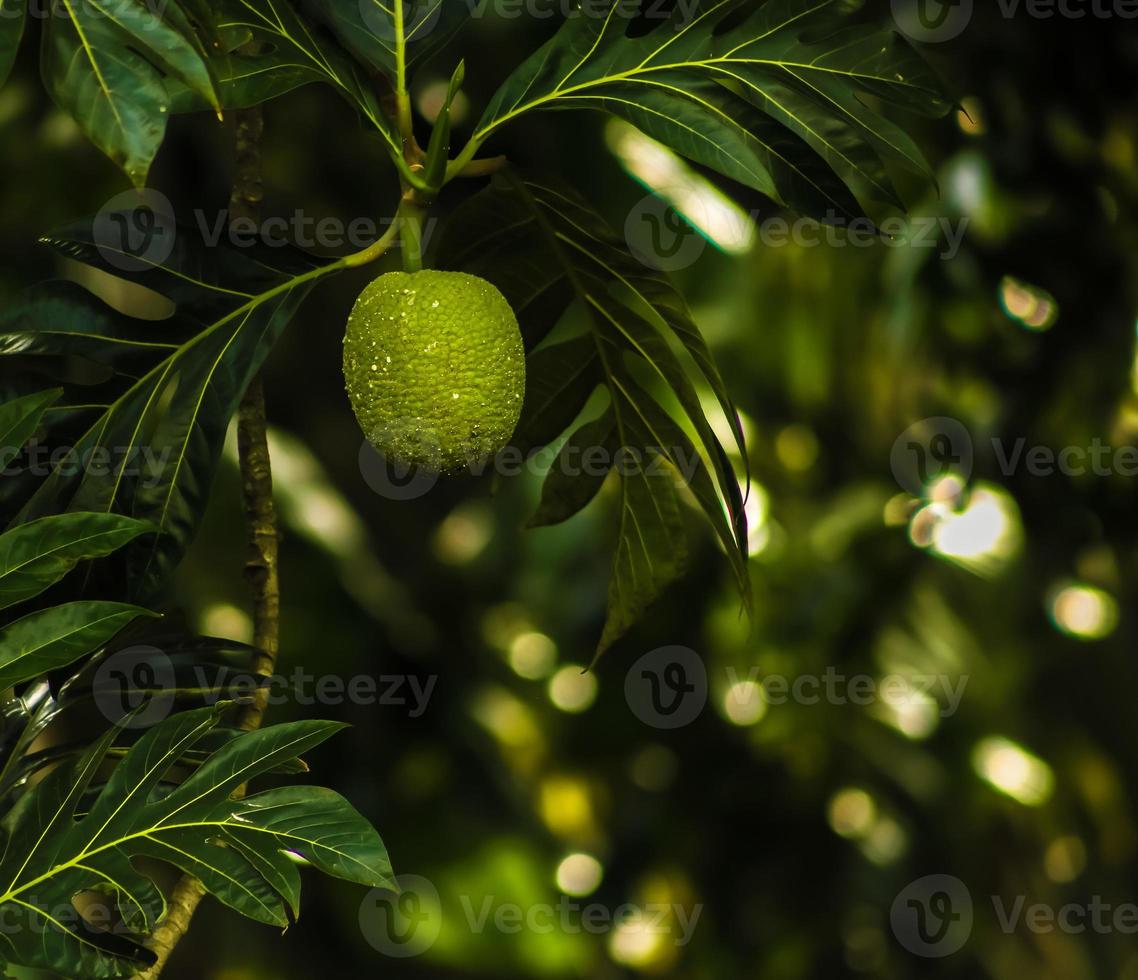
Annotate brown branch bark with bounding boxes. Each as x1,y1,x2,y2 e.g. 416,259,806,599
137,102,276,979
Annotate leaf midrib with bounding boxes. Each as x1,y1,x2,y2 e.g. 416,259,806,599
477,55,939,141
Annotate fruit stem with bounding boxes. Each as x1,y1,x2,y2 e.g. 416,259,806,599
398,197,426,273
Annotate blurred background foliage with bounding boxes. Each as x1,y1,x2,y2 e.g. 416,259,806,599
2,2,1138,978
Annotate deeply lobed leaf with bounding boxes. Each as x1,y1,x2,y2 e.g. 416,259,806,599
0,706,392,977
476,0,952,218
440,169,750,656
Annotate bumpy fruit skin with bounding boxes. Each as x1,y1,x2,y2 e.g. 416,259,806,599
343,270,525,473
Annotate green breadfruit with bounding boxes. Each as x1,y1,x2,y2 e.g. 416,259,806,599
343,270,526,473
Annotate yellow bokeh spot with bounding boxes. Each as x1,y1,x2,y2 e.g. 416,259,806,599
1048,583,1118,640
548,665,598,713
910,482,1021,576
538,775,596,840
433,503,493,564
719,680,766,726
555,853,604,897
775,424,819,472
199,602,253,644
509,630,558,679
999,275,1058,331
828,788,876,840
609,919,666,969
973,736,1054,806
1044,836,1087,883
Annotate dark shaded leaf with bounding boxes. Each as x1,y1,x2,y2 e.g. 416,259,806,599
0,388,60,472
2,220,332,598
0,707,392,977
441,169,748,655
0,0,25,87
528,407,616,527
307,0,471,80
0,513,153,611
174,0,402,158
40,0,219,186
0,601,155,690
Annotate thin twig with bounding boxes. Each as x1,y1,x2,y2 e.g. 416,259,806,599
138,101,274,979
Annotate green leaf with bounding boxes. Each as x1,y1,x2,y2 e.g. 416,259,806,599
0,636,300,806
511,334,600,454
174,0,402,159
0,513,153,611
0,388,60,472
1,223,332,598
440,169,749,656
528,407,616,528
40,0,219,186
308,0,473,80
0,707,392,977
475,0,951,217
600,378,689,655
0,600,155,690
423,59,465,191
0,0,25,88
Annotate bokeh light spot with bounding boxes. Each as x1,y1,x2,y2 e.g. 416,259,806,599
548,665,598,713
1048,582,1118,640
555,853,603,897
973,736,1054,806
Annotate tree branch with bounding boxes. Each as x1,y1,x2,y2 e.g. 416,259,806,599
234,373,280,733
138,101,276,979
